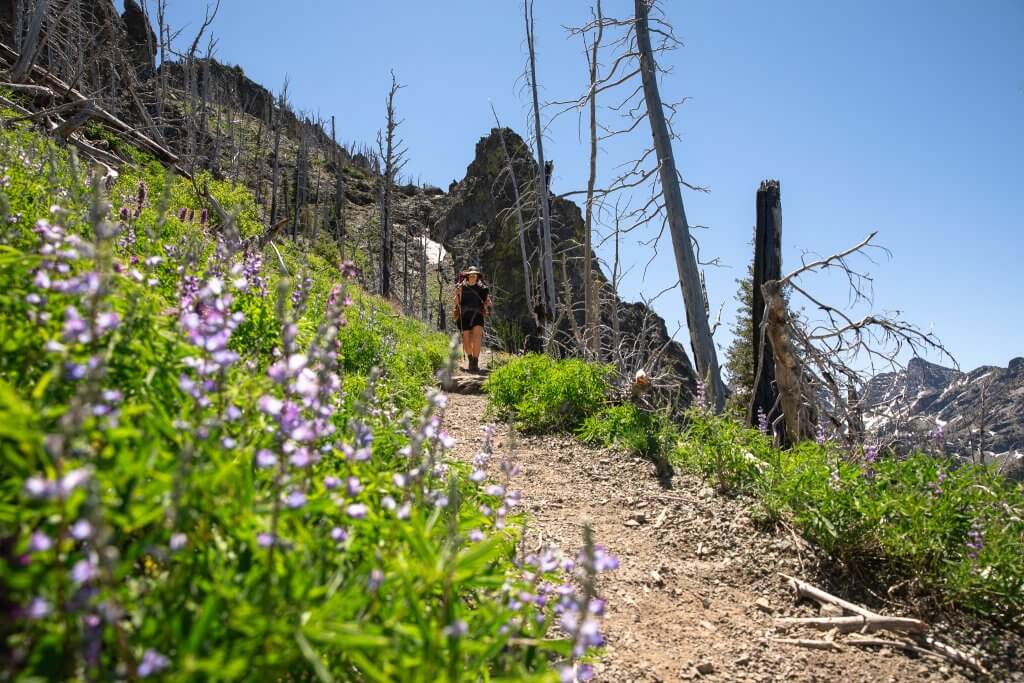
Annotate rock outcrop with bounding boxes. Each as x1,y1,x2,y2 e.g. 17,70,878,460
431,128,698,403
121,0,156,79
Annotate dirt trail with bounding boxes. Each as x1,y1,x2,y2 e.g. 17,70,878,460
442,368,978,683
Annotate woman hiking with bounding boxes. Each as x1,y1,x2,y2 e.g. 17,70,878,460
453,266,489,372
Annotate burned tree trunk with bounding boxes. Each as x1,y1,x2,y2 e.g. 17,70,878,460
377,72,406,299
269,84,287,226
12,0,49,83
635,0,726,412
762,280,815,445
524,0,558,328
582,0,603,360
750,179,782,427
331,116,346,257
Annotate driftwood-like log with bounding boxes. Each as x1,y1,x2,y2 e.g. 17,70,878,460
779,573,878,620
777,574,988,675
774,615,928,635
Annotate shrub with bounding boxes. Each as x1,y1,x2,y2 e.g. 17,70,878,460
577,404,676,458
483,354,614,432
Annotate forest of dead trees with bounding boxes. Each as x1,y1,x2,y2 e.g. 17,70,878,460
0,0,956,447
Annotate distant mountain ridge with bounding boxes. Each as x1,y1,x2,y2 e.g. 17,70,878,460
865,356,1024,481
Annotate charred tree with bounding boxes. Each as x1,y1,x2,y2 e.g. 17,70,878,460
11,0,48,83
269,81,287,227
377,71,406,299
750,180,782,427
583,0,604,360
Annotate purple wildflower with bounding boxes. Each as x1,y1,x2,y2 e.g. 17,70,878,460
966,521,985,561
339,260,359,279
256,450,277,468
169,533,187,551
757,408,769,435
26,597,51,620
24,476,55,499
442,620,468,638
346,503,368,519
28,531,52,553
346,477,363,497
137,649,169,678
695,380,706,411
286,490,307,509
70,559,97,584
70,519,93,540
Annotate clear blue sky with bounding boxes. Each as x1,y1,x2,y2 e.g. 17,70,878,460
165,0,1023,372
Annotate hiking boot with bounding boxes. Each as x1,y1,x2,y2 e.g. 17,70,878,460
468,355,479,372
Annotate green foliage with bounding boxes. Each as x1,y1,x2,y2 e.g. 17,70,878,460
577,404,676,459
723,261,755,418
675,410,1024,622
483,354,614,432
0,126,590,680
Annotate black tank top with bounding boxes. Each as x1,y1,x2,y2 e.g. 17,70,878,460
459,283,488,312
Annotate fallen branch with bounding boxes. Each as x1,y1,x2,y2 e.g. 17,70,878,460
268,241,290,276
53,102,96,139
779,573,878,620
0,94,34,118
257,217,291,249
768,637,840,651
910,635,989,676
3,97,89,123
774,615,928,635
0,81,56,99
777,574,988,675
846,636,944,660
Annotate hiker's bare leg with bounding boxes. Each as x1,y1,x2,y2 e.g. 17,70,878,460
470,326,483,358
461,330,472,364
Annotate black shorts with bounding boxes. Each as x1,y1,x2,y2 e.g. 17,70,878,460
459,310,484,332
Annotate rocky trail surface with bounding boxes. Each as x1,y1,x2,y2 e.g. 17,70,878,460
441,364,1018,683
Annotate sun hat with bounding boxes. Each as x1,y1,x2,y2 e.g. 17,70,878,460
463,266,482,276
